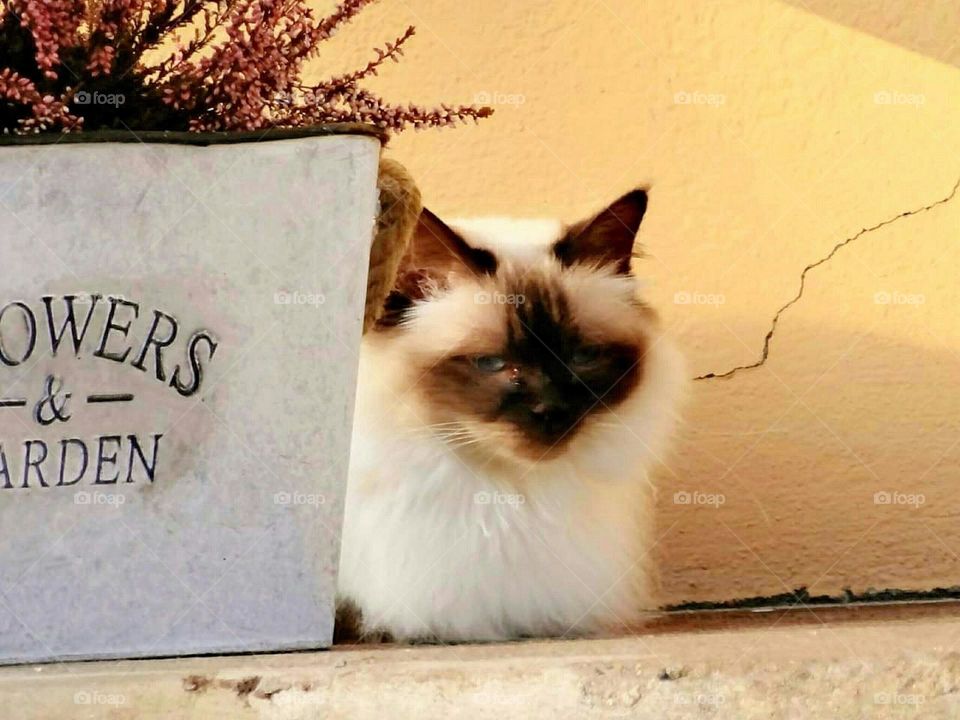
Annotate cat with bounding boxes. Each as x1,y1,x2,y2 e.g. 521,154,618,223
336,188,686,642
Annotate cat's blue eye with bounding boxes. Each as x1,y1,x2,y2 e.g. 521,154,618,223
572,346,604,366
472,355,506,372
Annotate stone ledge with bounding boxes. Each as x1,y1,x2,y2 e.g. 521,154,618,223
4,602,960,719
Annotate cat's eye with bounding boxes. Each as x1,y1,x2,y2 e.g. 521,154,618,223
472,355,507,372
572,346,605,366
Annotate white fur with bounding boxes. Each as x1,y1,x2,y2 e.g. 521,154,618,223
448,217,564,264
338,220,686,642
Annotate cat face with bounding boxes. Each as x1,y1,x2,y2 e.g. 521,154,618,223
371,190,658,463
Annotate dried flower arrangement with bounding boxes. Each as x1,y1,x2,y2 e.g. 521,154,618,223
0,0,493,135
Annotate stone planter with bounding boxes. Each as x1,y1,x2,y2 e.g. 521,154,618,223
0,126,383,664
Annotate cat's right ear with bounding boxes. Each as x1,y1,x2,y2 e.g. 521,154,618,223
378,208,497,327
406,208,497,281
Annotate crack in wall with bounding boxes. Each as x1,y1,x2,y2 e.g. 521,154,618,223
696,174,960,381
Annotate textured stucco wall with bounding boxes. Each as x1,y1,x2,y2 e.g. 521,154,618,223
311,0,960,606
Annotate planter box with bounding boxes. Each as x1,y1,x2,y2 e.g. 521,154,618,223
0,127,382,664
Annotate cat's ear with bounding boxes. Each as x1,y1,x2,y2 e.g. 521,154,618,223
378,208,498,327
404,207,497,281
553,188,648,275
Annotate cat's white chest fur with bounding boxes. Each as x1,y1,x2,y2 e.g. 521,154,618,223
339,427,653,641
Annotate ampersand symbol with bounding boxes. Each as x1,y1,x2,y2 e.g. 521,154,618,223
34,375,72,426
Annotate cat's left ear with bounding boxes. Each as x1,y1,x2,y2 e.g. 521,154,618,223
553,188,648,275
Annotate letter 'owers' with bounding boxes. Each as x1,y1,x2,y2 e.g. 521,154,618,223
0,295,217,397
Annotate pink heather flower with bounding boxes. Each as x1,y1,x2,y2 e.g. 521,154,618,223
0,0,493,134
0,69,82,132
86,45,116,77
10,0,85,79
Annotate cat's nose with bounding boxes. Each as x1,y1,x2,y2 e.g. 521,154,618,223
529,402,574,436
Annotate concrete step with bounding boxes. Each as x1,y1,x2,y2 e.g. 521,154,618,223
3,602,960,719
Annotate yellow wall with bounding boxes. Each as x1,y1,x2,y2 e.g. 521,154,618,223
314,0,960,605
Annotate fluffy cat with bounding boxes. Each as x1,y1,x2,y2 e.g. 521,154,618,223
337,189,686,642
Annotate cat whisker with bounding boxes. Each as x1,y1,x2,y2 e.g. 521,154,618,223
403,426,472,440
431,428,475,437
445,432,511,449
400,421,464,429
435,434,477,443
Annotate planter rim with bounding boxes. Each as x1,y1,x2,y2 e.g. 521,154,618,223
0,123,386,147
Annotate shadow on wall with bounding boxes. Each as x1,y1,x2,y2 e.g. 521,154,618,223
782,0,960,68
654,323,960,607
